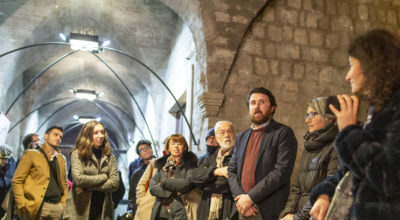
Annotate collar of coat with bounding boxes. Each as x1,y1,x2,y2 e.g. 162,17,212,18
154,151,198,169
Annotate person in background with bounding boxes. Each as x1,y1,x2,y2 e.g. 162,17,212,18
63,121,119,220
192,121,236,220
128,140,154,214
197,128,219,166
0,145,16,218
279,97,339,220
310,29,400,220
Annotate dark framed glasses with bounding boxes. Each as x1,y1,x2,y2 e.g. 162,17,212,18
305,112,318,120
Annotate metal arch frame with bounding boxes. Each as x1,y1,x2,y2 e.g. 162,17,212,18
91,53,158,152
8,97,146,140
35,99,131,149
1,41,199,145
101,47,199,145
5,49,79,114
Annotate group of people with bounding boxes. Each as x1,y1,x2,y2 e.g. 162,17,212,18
0,29,399,220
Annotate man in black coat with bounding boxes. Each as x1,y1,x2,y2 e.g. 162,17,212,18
228,87,298,220
192,121,236,220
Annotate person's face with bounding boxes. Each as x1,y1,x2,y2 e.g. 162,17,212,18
169,140,184,158
0,158,8,168
206,136,218,147
30,135,41,149
44,129,63,148
305,106,326,133
215,123,235,149
346,56,366,94
92,124,105,148
249,93,275,124
138,144,153,160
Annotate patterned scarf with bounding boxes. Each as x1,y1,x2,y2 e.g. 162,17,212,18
162,156,181,178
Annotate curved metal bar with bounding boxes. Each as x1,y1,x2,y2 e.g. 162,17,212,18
62,121,82,134
0,42,70,58
96,99,146,139
36,100,81,132
8,97,74,133
5,50,79,114
101,47,199,145
91,53,158,152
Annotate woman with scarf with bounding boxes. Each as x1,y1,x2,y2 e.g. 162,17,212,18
280,97,339,220
149,134,198,220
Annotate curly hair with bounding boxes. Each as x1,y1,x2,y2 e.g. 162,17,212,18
165,134,188,154
74,121,112,161
348,29,400,112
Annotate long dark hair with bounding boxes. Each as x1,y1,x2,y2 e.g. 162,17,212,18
348,29,400,112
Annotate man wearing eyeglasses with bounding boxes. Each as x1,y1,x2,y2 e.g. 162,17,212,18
228,87,298,220
127,140,154,215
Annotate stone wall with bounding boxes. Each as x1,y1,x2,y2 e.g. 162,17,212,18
197,0,400,175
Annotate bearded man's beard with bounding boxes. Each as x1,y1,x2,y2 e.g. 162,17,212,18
250,111,271,124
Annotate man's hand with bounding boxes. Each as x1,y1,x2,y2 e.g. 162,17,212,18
242,205,258,217
310,194,330,220
213,166,228,179
235,194,254,215
280,213,294,220
329,95,359,131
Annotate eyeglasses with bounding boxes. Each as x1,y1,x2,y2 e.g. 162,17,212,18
138,145,151,153
305,112,318,120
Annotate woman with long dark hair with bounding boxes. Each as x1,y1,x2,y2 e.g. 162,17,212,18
310,29,400,220
63,121,119,220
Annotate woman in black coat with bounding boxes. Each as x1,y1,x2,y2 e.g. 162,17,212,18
149,134,198,220
310,29,400,220
280,97,338,220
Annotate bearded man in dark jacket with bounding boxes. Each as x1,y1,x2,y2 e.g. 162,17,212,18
192,121,236,220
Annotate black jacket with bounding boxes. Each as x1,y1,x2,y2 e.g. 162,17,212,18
228,119,298,219
280,123,338,220
149,151,198,220
191,147,235,220
311,90,400,220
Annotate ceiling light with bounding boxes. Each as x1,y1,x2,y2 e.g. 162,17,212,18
101,40,111,47
71,89,101,100
69,33,99,52
74,115,101,124
59,33,67,42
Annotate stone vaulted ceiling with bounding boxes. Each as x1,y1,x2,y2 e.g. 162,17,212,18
0,0,183,150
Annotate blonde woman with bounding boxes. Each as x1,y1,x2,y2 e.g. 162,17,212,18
63,121,119,220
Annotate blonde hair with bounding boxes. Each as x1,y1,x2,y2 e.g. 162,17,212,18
74,121,112,160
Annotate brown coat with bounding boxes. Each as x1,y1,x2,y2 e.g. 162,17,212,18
12,144,68,219
63,149,119,220
134,159,157,220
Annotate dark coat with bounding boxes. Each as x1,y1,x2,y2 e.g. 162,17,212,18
280,123,338,220
191,147,235,220
0,157,16,217
228,119,298,219
128,161,148,212
311,90,400,220
149,151,198,220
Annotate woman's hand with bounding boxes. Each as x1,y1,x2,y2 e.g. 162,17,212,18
329,95,359,131
310,194,330,220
